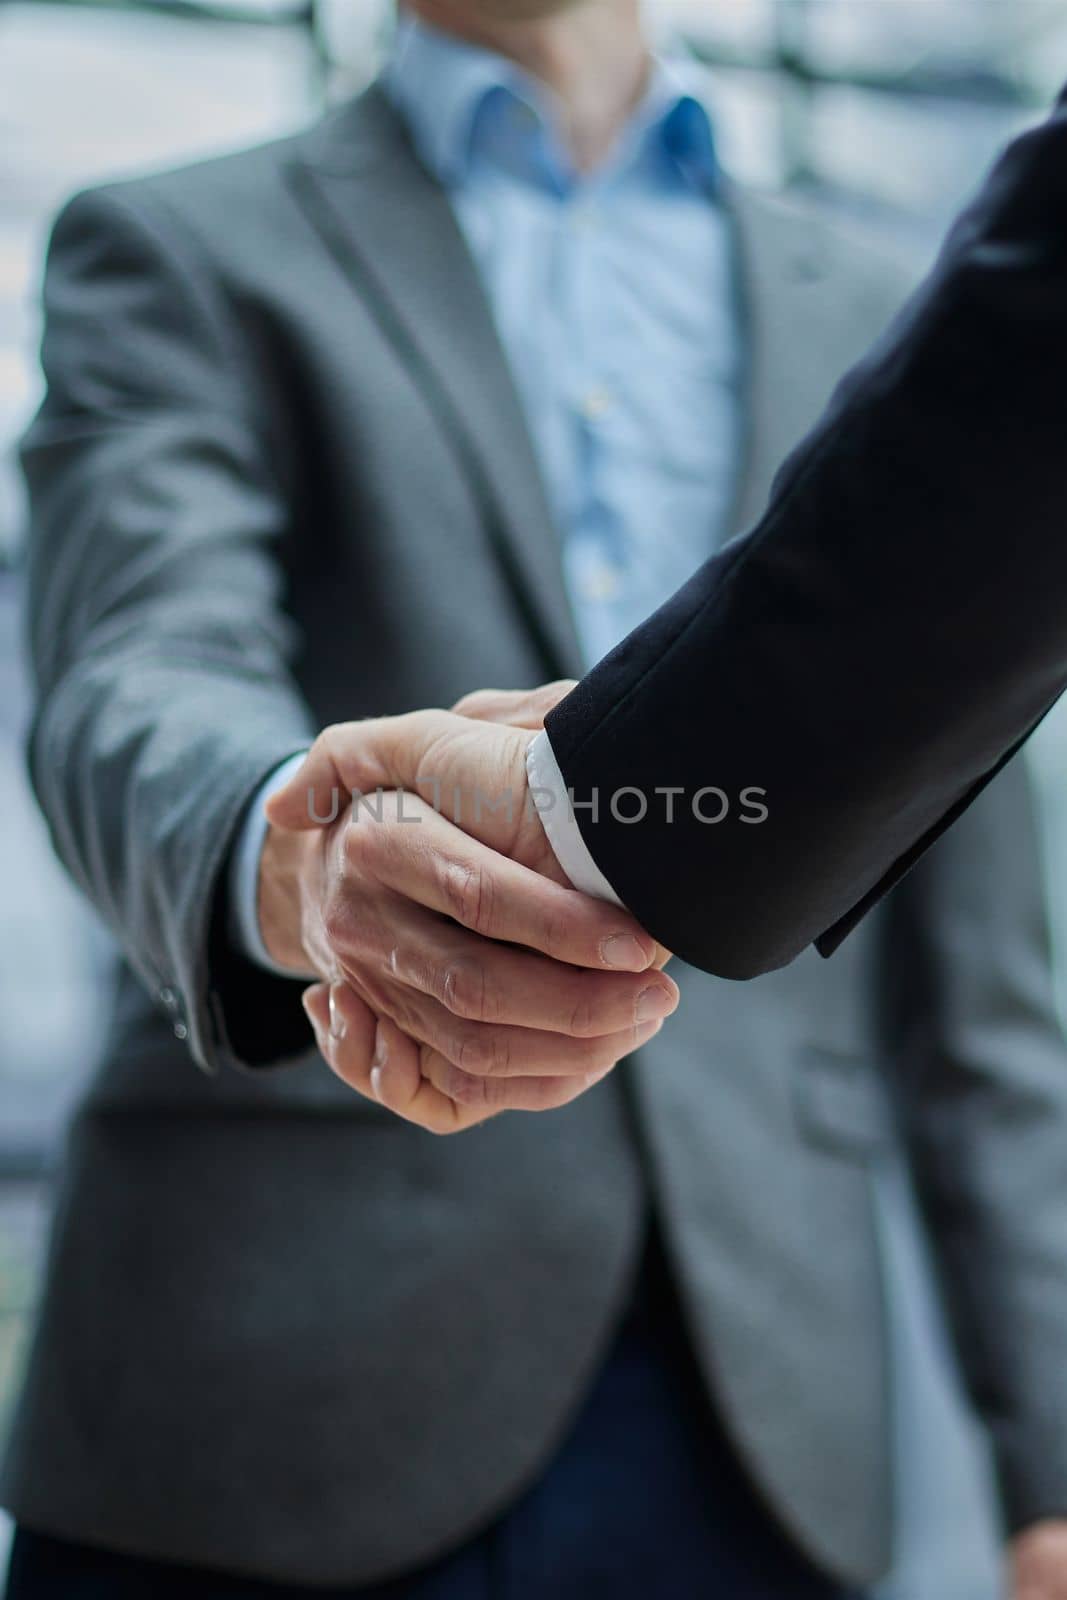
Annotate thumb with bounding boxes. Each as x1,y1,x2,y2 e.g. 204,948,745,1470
264,717,419,832
264,740,350,832
263,711,481,834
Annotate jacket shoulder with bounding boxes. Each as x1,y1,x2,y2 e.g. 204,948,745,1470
48,95,374,260
733,182,923,320
64,124,311,233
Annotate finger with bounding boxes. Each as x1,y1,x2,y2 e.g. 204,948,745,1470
418,1047,618,1114
302,981,379,1099
306,984,515,1135
369,1019,497,1135
321,905,675,1072
316,871,668,1048
266,740,353,832
306,985,492,1134
302,981,332,1045
345,793,656,972
388,925,680,1036
451,681,578,730
314,885,670,1060
376,979,669,1076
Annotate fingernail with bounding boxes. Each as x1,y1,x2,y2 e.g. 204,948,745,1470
328,988,346,1040
370,1065,384,1102
600,933,650,970
301,990,315,1022
371,1025,388,1071
636,985,674,1024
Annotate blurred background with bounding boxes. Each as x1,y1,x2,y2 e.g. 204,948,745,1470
3,0,1067,1576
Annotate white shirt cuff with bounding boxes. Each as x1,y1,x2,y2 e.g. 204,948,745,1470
525,729,624,908
229,751,311,976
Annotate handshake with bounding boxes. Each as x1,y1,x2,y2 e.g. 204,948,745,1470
260,682,677,1133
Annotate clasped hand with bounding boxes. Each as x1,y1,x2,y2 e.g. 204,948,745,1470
259,683,677,1133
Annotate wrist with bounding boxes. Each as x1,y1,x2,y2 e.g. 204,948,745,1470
258,821,320,976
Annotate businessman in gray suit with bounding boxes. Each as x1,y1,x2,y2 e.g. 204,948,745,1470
8,0,1067,1596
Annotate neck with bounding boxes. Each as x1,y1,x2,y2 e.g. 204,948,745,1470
404,1,649,171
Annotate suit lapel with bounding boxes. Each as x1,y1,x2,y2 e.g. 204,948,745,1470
288,86,584,679
290,92,851,669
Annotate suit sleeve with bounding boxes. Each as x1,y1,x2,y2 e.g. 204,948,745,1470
24,184,316,1074
545,92,1067,978
880,760,1067,1533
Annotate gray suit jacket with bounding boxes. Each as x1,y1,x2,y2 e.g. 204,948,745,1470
8,85,1067,1589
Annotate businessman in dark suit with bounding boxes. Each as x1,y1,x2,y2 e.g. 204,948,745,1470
318,62,1067,991
10,1,1067,1597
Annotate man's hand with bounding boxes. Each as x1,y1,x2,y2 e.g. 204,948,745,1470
1011,1522,1067,1599
260,699,677,1133
266,695,566,880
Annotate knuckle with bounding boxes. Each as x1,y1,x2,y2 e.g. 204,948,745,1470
538,905,572,958
440,859,494,936
383,988,420,1035
456,1026,511,1078
486,1030,512,1078
566,982,598,1038
443,1066,493,1109
342,819,375,871
439,957,491,1022
455,1028,489,1074
322,897,354,952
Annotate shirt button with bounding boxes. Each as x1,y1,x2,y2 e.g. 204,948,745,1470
173,1021,189,1042
580,385,613,422
159,987,176,1009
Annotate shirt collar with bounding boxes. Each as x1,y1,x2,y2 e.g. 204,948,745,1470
383,14,527,187
383,14,719,194
626,56,720,192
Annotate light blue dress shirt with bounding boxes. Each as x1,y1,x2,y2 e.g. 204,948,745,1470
233,14,743,971
386,15,742,666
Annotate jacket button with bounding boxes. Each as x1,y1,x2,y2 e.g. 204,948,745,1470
173,1021,188,1041
159,987,176,1009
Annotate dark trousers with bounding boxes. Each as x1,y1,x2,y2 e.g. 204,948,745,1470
5,1235,854,1600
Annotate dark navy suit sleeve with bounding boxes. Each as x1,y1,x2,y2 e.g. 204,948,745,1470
546,91,1067,978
